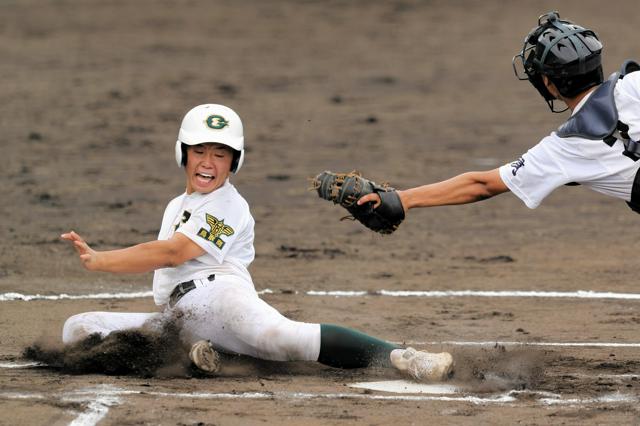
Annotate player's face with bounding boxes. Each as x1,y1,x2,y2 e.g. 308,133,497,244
185,143,234,194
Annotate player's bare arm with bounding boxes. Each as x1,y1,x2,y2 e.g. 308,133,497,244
357,168,509,211
60,230,204,273
399,168,510,209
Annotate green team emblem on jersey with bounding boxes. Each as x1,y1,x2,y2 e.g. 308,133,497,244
197,213,234,249
205,114,229,130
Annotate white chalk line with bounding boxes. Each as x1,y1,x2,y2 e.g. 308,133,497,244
548,373,640,380
0,291,153,301
0,386,121,426
0,386,637,410
64,391,121,426
399,341,640,349
307,290,640,300
4,289,640,302
0,361,42,368
538,392,637,406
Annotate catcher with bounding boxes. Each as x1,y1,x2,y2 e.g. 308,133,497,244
61,103,453,381
315,12,640,229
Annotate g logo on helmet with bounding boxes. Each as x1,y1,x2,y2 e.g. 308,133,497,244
205,115,229,130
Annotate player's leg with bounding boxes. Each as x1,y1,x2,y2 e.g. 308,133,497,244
319,323,454,381
176,279,453,380
62,311,161,344
176,279,321,361
317,323,398,368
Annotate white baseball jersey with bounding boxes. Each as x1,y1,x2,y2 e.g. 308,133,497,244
64,178,321,362
152,179,255,305
499,72,640,209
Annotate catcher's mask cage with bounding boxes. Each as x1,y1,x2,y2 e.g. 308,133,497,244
512,11,603,113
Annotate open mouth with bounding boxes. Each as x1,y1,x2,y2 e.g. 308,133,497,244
196,172,215,184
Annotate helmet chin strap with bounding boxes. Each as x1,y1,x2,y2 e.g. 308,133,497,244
542,77,570,113
546,98,569,114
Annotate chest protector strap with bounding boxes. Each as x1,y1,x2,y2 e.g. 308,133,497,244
557,60,640,158
629,170,640,214
556,60,640,213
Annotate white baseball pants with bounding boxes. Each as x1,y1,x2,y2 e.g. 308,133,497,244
62,277,321,362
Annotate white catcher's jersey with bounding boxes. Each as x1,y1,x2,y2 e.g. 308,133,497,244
500,72,640,209
152,180,255,305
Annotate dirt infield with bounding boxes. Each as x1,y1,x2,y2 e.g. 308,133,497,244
2,0,640,424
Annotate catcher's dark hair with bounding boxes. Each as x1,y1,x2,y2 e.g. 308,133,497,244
181,143,241,172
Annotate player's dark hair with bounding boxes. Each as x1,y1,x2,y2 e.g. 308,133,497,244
230,150,241,173
513,11,603,112
180,143,189,167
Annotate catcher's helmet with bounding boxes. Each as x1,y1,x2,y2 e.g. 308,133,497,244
513,11,603,112
175,104,245,173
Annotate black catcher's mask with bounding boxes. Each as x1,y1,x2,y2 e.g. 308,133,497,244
513,11,603,113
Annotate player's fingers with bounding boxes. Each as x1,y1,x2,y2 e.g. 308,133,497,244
73,240,91,254
70,240,84,255
61,231,82,243
357,193,381,208
69,230,85,243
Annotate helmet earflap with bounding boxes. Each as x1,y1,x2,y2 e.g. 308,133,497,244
231,149,244,174
175,140,186,167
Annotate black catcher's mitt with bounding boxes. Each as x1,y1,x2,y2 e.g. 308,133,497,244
312,171,405,234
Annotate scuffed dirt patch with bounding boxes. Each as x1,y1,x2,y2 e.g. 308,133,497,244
23,318,191,378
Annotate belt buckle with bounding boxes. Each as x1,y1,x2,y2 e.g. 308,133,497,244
168,275,214,308
169,280,193,308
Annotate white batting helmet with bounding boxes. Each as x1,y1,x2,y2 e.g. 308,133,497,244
175,104,245,173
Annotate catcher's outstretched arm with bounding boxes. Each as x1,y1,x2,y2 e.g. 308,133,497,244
359,169,509,210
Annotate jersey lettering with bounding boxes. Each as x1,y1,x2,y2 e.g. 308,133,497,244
511,158,525,176
173,210,191,231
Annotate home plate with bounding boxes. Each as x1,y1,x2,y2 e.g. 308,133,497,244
349,380,458,394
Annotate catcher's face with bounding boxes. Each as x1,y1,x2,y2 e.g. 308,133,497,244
185,143,233,194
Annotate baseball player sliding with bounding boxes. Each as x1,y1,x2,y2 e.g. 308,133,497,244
61,104,453,381
322,12,639,231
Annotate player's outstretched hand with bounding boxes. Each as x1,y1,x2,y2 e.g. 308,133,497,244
60,231,100,271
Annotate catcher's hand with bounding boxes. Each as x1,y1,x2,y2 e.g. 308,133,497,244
312,171,405,234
